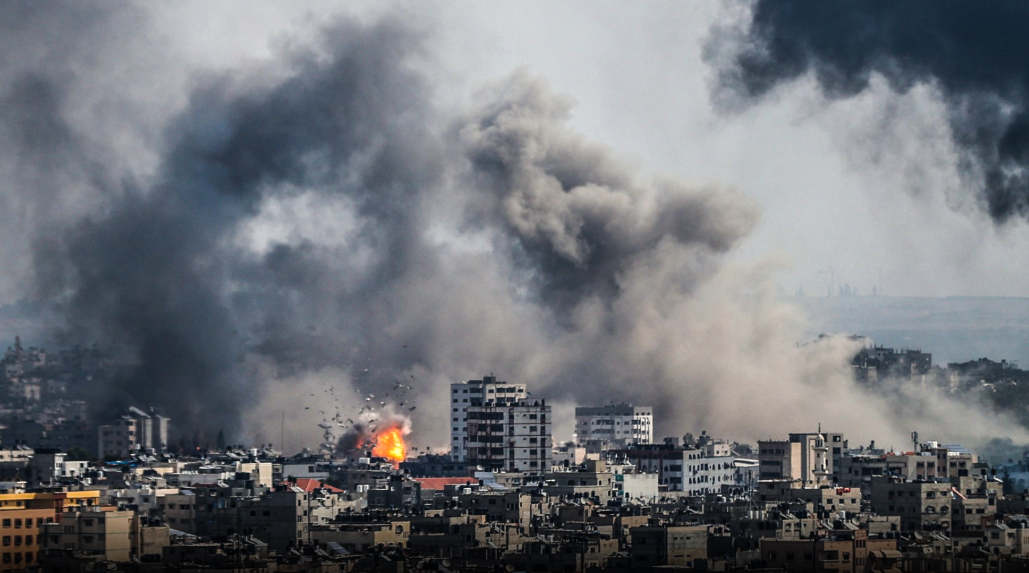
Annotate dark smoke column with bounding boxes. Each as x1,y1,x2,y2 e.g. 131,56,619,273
28,18,442,442
709,0,1029,222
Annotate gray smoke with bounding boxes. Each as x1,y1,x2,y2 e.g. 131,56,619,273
2,4,1021,452
708,0,1029,223
459,72,758,313
15,12,443,439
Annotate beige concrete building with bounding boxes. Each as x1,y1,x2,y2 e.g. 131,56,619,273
869,478,952,532
758,440,803,481
631,524,708,568
759,432,842,485
40,509,135,562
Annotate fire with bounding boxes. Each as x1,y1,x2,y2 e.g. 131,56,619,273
372,426,407,464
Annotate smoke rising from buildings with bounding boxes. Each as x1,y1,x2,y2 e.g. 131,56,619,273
709,0,1029,223
0,4,1023,451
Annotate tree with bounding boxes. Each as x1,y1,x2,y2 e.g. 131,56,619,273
65,446,93,462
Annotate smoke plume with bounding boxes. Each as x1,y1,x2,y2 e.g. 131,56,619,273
708,0,1029,223
0,4,1022,453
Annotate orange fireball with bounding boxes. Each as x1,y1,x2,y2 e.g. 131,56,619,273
372,427,407,464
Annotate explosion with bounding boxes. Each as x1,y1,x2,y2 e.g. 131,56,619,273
372,426,407,464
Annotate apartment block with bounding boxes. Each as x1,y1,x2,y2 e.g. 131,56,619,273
575,403,653,449
869,478,952,532
466,399,551,473
40,509,135,562
450,375,526,462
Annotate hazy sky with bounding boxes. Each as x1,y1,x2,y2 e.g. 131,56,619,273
139,1,1029,299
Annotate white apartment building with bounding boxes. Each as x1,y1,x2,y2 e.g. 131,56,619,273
466,400,551,473
615,444,735,495
574,404,653,448
450,375,527,461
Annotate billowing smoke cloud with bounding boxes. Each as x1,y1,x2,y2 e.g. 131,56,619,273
1,3,1023,453
459,72,759,312
708,1,1029,222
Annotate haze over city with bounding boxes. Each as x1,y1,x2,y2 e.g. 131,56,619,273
7,2,1029,571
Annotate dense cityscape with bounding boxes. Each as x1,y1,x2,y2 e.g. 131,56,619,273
0,334,1027,572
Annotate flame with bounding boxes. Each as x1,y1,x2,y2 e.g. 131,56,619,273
372,426,407,464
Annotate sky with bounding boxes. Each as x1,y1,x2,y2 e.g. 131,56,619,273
4,1,1029,453
148,1,1029,300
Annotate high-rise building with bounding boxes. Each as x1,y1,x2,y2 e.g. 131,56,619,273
466,399,551,473
574,404,653,448
449,375,526,462
97,408,171,459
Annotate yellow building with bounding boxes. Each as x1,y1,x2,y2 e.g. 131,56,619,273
0,490,100,570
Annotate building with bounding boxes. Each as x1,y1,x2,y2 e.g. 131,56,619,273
760,528,899,572
758,431,843,485
574,404,653,449
157,490,196,534
125,407,170,452
758,440,802,481
98,416,137,459
97,408,171,459
28,449,88,484
40,509,135,562
543,459,618,504
465,399,551,473
789,432,846,484
0,502,53,570
613,443,735,494
869,477,952,532
450,375,527,462
234,486,309,554
631,525,708,568
0,490,103,568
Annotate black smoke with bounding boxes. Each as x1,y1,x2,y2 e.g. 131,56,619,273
20,15,443,439
710,0,1029,222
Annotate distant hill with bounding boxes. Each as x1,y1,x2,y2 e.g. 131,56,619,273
798,295,1029,367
